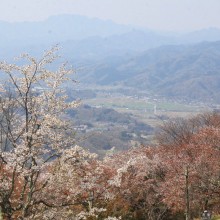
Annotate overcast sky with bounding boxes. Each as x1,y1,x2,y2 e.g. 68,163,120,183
1,0,220,31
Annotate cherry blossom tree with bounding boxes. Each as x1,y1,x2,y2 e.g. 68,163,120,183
25,144,118,219
0,48,123,220
0,47,79,219
104,146,168,220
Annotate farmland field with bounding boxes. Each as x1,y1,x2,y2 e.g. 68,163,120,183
83,90,212,126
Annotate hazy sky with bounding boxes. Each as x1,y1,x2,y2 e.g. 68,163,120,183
1,0,220,31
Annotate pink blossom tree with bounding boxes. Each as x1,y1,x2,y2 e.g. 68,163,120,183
0,47,79,219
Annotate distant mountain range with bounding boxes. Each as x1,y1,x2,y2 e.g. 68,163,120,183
1,14,220,61
0,14,132,46
0,14,132,59
1,14,220,103
79,41,220,103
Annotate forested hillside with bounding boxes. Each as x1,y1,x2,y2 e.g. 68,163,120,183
68,105,153,154
79,41,220,103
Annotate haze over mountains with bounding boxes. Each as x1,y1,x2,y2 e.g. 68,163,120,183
1,14,220,103
1,14,220,58
82,41,220,103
